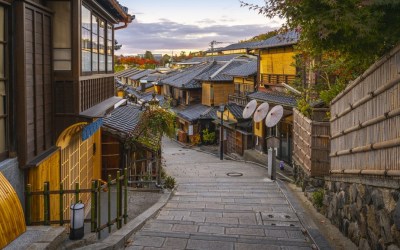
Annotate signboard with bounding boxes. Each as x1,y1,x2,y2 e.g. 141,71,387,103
188,125,193,136
82,118,103,141
223,129,227,140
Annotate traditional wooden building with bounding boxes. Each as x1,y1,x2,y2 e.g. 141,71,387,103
175,104,217,143
197,58,254,107
226,60,258,106
0,0,133,230
115,68,142,85
161,62,213,107
216,103,253,156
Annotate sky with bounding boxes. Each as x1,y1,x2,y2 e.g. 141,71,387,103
115,0,282,56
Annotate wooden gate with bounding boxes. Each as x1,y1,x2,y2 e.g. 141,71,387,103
60,132,94,219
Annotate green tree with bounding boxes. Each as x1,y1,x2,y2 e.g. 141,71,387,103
160,54,171,66
240,0,400,63
144,50,155,60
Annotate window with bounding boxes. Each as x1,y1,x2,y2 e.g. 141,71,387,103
48,1,72,71
0,5,7,160
81,5,113,74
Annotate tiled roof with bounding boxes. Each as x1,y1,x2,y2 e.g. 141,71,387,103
178,54,246,64
116,68,143,78
226,103,245,120
177,104,214,122
135,82,154,92
129,69,155,80
200,107,218,120
224,60,257,77
248,91,297,107
161,63,214,89
102,104,142,135
195,59,250,82
139,93,166,106
254,30,299,49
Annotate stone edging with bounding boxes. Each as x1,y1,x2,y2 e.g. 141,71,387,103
75,190,172,250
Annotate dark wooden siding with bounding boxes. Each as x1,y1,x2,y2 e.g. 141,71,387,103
16,2,53,166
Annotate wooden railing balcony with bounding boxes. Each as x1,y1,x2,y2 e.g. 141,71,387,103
261,74,296,85
228,95,249,107
80,76,115,112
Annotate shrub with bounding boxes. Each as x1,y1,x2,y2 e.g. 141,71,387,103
312,189,324,208
164,176,176,189
190,134,201,145
202,128,216,144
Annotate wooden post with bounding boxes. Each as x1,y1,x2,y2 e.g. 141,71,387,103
97,180,101,239
91,181,96,232
44,182,50,225
108,174,112,233
25,184,32,226
59,183,64,226
116,171,121,229
75,183,80,204
124,168,128,224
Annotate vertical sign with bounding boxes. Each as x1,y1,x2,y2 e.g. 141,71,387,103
188,125,193,136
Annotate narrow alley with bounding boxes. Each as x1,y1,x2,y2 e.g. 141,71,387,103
126,139,318,250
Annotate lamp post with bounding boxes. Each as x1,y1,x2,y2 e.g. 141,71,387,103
219,104,225,160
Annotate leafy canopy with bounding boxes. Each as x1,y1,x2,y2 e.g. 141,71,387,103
240,0,400,62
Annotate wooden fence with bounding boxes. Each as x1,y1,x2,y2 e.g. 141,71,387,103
293,109,330,176
26,169,128,238
330,45,400,176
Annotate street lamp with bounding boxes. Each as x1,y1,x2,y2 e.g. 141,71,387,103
219,104,225,160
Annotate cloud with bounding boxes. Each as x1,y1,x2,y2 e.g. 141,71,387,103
115,20,274,55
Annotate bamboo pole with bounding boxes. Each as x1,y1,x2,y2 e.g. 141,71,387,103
59,183,64,226
124,168,128,225
25,184,32,226
44,182,50,225
97,180,101,239
75,183,80,204
108,174,112,233
91,181,96,232
116,171,121,229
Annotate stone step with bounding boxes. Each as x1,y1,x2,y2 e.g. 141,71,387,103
133,230,312,248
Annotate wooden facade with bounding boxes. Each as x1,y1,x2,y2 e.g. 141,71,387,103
293,109,330,177
330,45,400,176
202,82,235,107
259,46,297,88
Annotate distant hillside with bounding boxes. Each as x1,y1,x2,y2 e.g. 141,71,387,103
240,30,278,43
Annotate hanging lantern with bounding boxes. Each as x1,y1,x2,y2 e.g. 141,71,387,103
69,202,85,240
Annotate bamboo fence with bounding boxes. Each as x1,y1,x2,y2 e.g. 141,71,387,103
293,109,330,176
330,45,400,176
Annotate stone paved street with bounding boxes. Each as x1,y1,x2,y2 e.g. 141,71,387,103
126,139,315,249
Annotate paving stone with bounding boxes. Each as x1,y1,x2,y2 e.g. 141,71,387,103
286,230,306,239
186,239,234,250
205,217,239,225
182,216,206,223
265,229,288,238
225,227,265,236
143,222,173,232
206,203,225,209
172,224,198,233
235,242,281,250
191,211,223,218
162,237,188,249
199,225,225,234
132,236,165,247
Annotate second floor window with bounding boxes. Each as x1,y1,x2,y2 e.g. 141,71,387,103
81,5,113,74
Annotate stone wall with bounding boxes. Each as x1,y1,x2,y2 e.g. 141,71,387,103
293,162,324,191
0,158,24,208
323,177,400,250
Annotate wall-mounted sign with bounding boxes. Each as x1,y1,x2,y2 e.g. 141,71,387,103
188,125,193,136
82,118,103,141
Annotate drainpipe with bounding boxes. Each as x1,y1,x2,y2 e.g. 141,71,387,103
115,15,135,30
